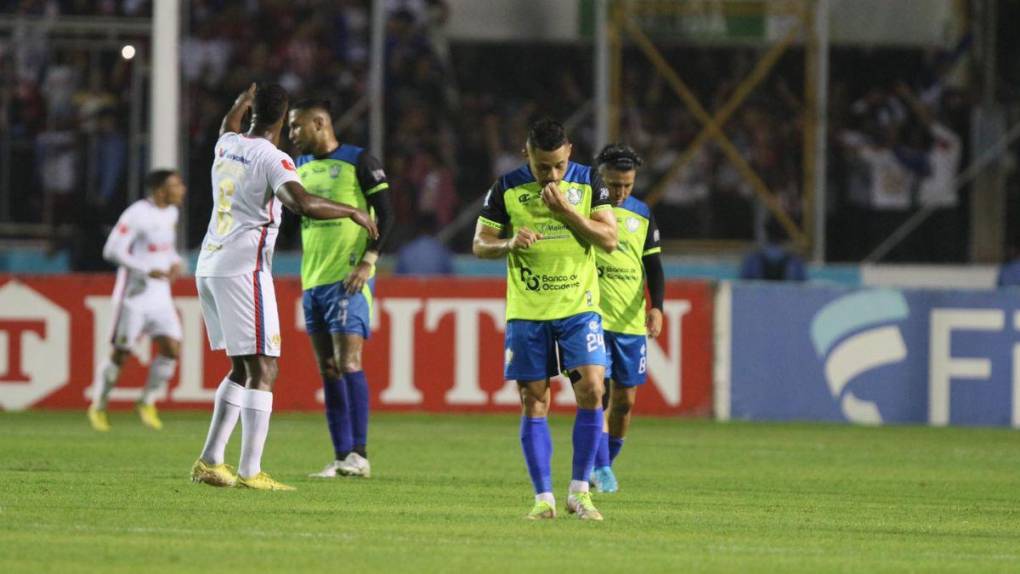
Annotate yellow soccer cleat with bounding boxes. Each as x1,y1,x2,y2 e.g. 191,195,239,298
136,403,163,430
526,500,557,520
87,407,111,432
566,491,604,521
191,459,237,487
235,472,296,491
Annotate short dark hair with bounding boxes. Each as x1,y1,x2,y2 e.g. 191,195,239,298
145,169,177,192
253,83,289,126
527,117,568,151
290,98,332,117
596,143,643,172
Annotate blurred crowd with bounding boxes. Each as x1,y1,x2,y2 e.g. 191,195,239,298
1,0,977,266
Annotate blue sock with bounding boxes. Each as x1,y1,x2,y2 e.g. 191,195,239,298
594,431,611,468
322,377,353,459
346,371,370,456
520,417,553,494
608,435,625,464
572,408,603,482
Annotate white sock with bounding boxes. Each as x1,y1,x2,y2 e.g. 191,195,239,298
238,388,273,478
199,378,244,465
535,492,555,505
90,359,120,410
140,356,177,405
569,480,590,494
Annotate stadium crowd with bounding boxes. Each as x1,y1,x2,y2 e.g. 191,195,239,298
1,0,974,265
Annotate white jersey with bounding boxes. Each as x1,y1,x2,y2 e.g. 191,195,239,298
196,132,301,277
919,123,962,208
104,199,181,303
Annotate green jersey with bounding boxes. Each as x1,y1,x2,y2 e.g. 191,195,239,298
596,196,662,335
295,145,388,291
478,162,613,321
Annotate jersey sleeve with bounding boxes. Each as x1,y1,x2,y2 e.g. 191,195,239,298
478,179,509,231
268,151,302,195
355,152,390,196
102,206,152,274
643,212,662,256
589,169,613,213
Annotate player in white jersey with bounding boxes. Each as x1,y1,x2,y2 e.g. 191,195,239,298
87,169,187,432
190,83,378,491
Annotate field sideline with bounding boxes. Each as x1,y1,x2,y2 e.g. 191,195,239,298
1,411,1018,573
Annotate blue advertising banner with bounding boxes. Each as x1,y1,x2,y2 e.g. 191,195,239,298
723,283,1020,426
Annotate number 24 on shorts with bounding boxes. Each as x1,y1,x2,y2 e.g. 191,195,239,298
586,332,604,353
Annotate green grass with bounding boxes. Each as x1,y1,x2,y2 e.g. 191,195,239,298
1,412,1019,573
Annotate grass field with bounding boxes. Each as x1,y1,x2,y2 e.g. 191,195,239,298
1,411,1019,573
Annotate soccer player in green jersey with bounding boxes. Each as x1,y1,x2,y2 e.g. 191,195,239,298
287,100,394,479
589,143,664,494
473,118,618,520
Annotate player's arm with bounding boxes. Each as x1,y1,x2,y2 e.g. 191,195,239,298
472,179,542,258
344,152,395,294
102,212,164,278
540,171,617,252
220,83,256,136
276,181,379,239
641,212,664,337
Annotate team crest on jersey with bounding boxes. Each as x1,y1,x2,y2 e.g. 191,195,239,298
329,165,341,178
626,217,639,233
566,187,582,206
281,159,296,172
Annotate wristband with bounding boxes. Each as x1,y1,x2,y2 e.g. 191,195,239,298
361,251,379,266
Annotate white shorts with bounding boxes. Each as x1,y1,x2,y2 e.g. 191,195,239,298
110,294,182,350
197,272,281,357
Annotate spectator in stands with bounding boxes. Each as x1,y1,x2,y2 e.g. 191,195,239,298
395,215,454,275
739,218,807,282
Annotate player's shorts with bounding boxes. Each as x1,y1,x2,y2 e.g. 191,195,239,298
604,331,648,387
109,293,182,350
197,272,281,357
302,280,373,339
504,311,607,382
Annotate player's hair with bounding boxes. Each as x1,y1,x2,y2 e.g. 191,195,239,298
290,98,333,117
145,169,178,192
596,143,643,172
527,117,568,151
252,83,289,126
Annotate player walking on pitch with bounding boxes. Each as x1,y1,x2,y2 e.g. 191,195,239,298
88,169,187,432
589,144,664,493
190,84,378,491
287,100,395,478
473,118,617,520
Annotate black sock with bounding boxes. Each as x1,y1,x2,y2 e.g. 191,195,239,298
353,445,368,459
335,450,351,461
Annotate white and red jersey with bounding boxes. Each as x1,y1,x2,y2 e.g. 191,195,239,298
196,132,301,277
103,198,181,302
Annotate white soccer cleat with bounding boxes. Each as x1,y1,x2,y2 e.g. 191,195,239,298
309,460,343,478
336,452,371,478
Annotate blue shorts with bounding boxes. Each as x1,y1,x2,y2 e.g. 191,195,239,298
504,311,607,381
302,280,373,339
604,331,647,387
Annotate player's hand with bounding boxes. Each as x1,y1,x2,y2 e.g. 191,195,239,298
343,261,374,295
646,308,663,338
540,182,571,215
167,262,182,282
507,227,542,252
235,83,257,108
148,269,170,280
351,208,380,240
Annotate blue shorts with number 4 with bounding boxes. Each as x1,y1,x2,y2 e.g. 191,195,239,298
504,311,607,381
302,280,373,339
604,331,647,387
